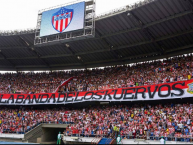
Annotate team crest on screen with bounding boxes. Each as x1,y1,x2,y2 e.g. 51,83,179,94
52,7,74,33
187,82,193,94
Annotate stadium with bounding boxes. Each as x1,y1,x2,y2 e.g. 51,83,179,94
0,0,193,144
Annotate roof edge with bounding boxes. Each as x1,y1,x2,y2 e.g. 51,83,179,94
0,0,157,36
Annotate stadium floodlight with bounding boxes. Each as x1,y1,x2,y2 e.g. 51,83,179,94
77,56,81,60
66,44,70,48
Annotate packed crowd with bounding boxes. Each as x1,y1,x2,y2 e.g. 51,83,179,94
60,54,193,92
1,102,193,142
63,103,193,142
0,54,193,94
0,72,71,94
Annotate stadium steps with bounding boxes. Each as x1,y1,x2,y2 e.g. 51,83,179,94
24,124,43,143
91,137,102,144
98,138,109,144
104,138,113,144
104,132,116,144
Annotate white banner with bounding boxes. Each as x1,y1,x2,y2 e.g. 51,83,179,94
0,80,193,105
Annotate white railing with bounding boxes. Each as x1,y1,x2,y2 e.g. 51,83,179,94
0,29,36,36
96,0,156,19
0,133,24,139
63,133,193,143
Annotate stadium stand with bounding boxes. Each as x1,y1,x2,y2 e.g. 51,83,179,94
63,54,193,92
1,53,193,94
0,71,71,94
0,0,193,144
1,101,193,142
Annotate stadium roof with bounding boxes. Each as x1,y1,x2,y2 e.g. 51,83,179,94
0,0,193,71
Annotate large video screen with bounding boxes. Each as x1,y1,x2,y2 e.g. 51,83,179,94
40,2,85,37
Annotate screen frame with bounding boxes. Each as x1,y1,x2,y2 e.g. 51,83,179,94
39,1,86,37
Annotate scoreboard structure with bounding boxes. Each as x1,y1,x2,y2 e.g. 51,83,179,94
34,0,95,46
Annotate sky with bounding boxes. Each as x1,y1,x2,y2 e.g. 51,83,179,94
0,0,139,31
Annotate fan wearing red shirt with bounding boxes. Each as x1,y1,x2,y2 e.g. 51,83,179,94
72,128,76,136
76,128,79,137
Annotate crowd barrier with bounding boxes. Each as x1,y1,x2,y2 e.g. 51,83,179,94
63,133,193,143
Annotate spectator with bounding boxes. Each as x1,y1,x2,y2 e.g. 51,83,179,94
0,54,193,94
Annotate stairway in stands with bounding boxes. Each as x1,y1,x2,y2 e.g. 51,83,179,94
24,124,43,143
98,138,112,144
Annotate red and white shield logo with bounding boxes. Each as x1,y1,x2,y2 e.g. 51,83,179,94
52,7,73,33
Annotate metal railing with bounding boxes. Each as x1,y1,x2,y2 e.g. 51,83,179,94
63,133,193,143
104,131,116,144
145,135,193,142
91,137,102,144
64,133,109,138
96,0,157,20
0,29,36,36
91,137,97,144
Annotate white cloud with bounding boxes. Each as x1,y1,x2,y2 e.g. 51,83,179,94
0,0,139,31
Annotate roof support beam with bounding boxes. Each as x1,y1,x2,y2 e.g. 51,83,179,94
95,29,120,60
15,65,48,68
76,29,193,54
14,44,193,68
188,0,193,9
18,36,51,70
0,51,16,68
0,65,14,68
129,11,165,54
84,52,158,65
8,56,38,60
100,10,193,39
41,54,72,59
7,41,193,62
62,44,86,67
166,44,193,53
113,29,193,51
50,63,83,67
0,46,27,50
11,44,193,70
3,29,193,60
